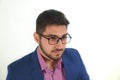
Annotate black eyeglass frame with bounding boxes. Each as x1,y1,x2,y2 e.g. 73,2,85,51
37,32,72,45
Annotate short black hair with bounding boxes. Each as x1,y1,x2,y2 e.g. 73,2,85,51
36,9,69,33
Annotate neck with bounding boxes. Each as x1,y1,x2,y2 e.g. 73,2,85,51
46,60,57,70
41,54,57,70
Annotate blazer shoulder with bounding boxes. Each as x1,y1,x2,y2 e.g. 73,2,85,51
63,48,81,60
8,51,36,70
64,48,80,55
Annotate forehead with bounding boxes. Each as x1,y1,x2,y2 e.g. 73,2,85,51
43,25,67,36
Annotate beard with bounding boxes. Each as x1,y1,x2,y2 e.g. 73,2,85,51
39,43,64,61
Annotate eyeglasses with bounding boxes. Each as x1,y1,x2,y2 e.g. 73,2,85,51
37,33,72,45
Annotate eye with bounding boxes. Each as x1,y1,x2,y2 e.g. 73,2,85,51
49,36,58,41
62,34,67,39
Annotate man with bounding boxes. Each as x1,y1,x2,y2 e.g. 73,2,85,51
6,9,89,80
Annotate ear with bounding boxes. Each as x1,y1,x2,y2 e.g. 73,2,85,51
33,32,40,44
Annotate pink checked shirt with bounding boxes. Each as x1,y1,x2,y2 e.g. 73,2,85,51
37,47,65,80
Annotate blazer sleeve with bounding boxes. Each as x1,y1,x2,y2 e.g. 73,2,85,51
75,49,89,80
63,48,90,80
6,65,15,80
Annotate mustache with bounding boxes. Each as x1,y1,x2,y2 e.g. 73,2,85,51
52,49,64,52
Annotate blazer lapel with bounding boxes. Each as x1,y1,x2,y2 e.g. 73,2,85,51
31,68,44,80
62,52,72,80
31,51,44,80
63,63,71,80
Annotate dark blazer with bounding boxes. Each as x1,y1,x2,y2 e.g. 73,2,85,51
6,48,89,80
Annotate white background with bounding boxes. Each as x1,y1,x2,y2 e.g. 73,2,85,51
0,0,120,80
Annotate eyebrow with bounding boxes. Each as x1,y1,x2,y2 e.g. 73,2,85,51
45,33,68,37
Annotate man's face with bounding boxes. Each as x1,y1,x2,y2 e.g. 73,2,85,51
39,25,67,61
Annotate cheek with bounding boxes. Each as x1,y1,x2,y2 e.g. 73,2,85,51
41,41,53,51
